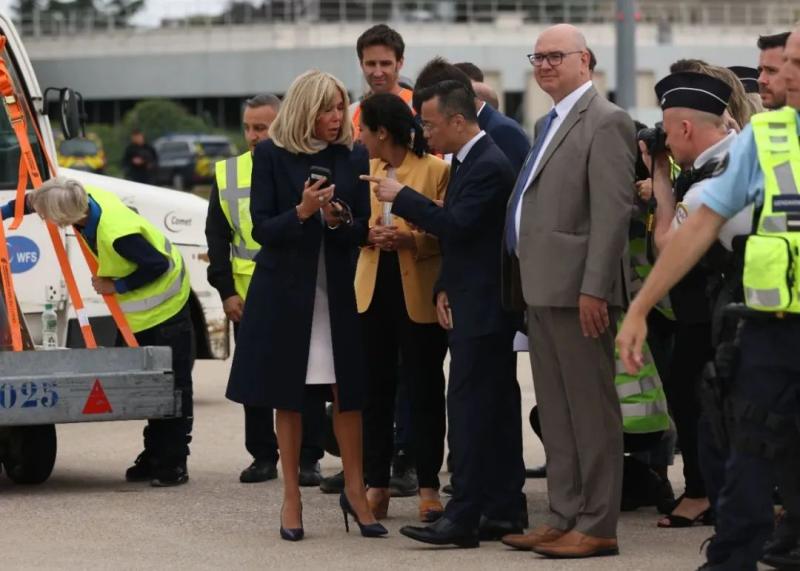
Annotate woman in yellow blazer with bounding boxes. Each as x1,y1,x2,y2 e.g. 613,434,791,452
356,93,449,522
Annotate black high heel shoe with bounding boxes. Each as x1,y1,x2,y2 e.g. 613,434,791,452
339,492,388,537
280,504,304,541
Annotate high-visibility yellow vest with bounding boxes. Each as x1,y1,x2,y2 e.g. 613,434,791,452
614,316,671,434
629,228,675,320
743,108,800,314
87,185,190,333
215,151,259,299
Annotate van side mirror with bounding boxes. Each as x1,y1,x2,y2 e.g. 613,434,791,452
43,87,85,140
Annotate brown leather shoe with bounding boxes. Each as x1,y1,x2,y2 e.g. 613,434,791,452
532,530,619,558
501,524,566,551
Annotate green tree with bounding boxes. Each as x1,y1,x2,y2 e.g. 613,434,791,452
121,99,210,143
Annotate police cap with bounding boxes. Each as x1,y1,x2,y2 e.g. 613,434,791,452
655,72,732,116
728,66,759,94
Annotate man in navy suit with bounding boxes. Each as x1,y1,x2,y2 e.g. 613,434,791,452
414,58,530,173
366,80,525,548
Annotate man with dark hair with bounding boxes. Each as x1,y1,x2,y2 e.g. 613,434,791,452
207,94,325,486
757,31,789,109
414,57,530,172
351,24,411,140
367,79,526,548
454,61,484,82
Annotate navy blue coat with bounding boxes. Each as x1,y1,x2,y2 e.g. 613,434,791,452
226,140,370,412
478,104,531,174
392,134,520,342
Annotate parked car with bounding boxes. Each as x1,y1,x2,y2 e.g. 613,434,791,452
153,133,237,191
56,133,106,173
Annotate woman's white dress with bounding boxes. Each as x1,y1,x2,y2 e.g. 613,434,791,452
304,237,336,385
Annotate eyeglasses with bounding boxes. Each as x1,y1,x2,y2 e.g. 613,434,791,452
527,51,584,68
421,114,459,132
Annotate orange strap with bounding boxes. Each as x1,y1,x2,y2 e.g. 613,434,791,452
0,34,136,348
74,234,138,348
0,219,22,350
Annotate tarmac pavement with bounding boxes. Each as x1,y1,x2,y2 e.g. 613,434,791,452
1,356,716,570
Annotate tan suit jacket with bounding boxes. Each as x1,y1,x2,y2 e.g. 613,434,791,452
355,153,449,323
504,86,635,309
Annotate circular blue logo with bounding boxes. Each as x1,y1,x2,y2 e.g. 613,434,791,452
7,236,40,273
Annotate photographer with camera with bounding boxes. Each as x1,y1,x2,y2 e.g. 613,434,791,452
638,71,748,530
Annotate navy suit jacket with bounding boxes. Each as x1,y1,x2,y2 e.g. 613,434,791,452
478,104,530,174
392,134,520,341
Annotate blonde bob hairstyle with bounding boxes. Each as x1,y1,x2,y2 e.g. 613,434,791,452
30,176,89,226
269,70,353,154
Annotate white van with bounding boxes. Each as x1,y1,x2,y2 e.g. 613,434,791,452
0,11,228,360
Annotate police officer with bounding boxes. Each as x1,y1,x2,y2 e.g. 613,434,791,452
205,94,324,485
641,71,751,529
2,177,194,486
618,27,800,570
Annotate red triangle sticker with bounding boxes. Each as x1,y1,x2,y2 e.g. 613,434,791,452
83,379,113,415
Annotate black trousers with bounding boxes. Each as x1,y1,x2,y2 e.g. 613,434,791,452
445,331,525,528
362,252,447,489
666,321,714,498
706,319,800,569
233,322,324,466
119,302,194,466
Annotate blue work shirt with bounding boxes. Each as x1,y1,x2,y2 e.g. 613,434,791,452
700,109,800,218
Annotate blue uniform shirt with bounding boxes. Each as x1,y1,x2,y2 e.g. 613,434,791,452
700,109,800,218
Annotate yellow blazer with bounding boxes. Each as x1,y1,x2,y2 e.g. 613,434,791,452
355,152,450,323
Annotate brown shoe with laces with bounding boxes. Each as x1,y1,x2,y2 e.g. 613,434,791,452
501,524,566,551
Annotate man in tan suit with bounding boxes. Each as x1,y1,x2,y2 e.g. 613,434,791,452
501,24,635,558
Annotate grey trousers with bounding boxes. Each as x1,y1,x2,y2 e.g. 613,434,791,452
527,306,624,538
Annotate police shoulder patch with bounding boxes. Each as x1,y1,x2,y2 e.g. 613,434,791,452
675,203,689,225
711,153,730,177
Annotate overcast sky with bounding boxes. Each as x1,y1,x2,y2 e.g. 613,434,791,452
0,0,232,26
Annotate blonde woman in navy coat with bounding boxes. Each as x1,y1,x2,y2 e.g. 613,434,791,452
227,70,386,541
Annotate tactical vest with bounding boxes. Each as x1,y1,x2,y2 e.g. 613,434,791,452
614,317,670,434
669,159,731,323
85,185,190,333
216,152,259,299
743,107,800,314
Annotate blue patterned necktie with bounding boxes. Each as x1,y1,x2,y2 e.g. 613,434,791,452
505,107,558,254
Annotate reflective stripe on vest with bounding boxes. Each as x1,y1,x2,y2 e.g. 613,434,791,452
216,152,259,299
118,241,185,313
615,373,660,399
620,401,669,419
614,315,671,434
743,108,800,314
86,186,190,332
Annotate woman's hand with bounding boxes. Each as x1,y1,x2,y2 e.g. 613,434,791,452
322,199,345,227
297,177,334,221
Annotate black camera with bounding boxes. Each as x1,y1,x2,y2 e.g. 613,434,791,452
637,122,667,155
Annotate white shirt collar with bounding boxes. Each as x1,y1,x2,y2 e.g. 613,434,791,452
552,80,593,120
477,101,486,116
455,130,486,163
694,130,737,169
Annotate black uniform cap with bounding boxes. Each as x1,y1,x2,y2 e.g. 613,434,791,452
655,72,732,116
728,66,759,94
